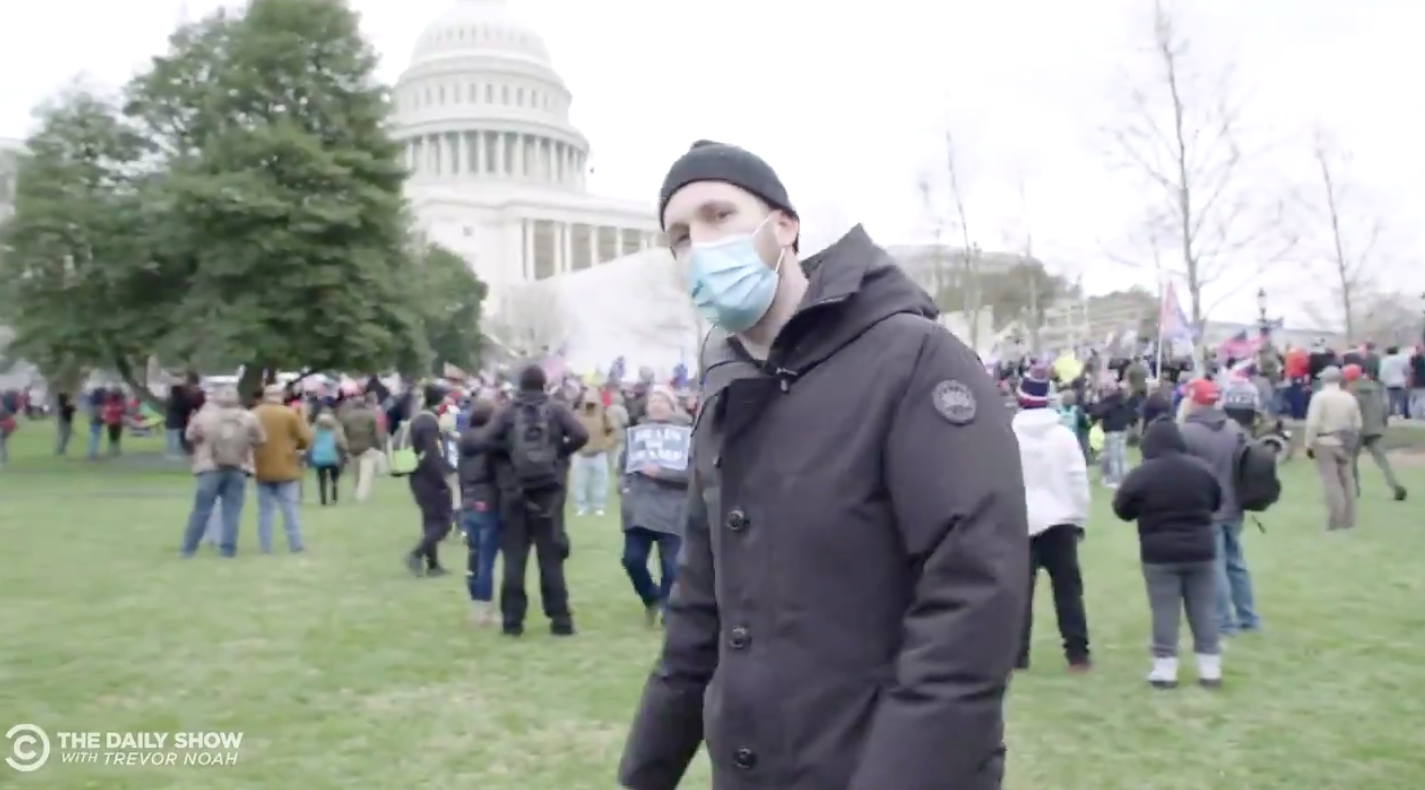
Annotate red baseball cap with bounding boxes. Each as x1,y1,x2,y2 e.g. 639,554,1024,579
1187,378,1220,405
1342,364,1363,382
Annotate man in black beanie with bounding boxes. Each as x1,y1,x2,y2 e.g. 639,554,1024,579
619,141,1028,790
404,382,455,576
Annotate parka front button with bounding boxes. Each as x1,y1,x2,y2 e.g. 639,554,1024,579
725,509,748,532
728,626,751,649
733,747,757,770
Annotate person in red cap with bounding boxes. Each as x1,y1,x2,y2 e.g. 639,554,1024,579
1342,364,1407,502
1176,378,1219,424
1178,376,1262,637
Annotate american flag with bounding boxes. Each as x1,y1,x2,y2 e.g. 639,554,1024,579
1159,283,1193,343
1218,330,1264,361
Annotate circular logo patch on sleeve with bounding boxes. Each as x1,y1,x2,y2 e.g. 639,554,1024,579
932,380,977,425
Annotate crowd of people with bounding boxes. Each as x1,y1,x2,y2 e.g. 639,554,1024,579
3,138,1422,790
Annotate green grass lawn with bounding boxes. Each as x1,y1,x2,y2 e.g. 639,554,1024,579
2,421,1424,789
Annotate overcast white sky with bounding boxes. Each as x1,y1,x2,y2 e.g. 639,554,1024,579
1,0,1420,326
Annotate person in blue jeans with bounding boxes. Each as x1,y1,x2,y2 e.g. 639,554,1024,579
85,387,106,460
456,399,501,625
616,387,690,625
1178,378,1262,636
179,386,266,557
1212,520,1259,635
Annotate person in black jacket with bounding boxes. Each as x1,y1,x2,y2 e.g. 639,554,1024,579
483,364,589,636
1088,383,1137,487
620,142,1027,790
404,383,456,577
1111,419,1223,690
457,399,500,626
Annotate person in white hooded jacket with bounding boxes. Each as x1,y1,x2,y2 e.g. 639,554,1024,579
1012,368,1093,672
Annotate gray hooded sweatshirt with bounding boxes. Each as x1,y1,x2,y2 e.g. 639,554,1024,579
1178,406,1245,524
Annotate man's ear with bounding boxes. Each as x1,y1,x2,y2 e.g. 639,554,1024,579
775,213,800,250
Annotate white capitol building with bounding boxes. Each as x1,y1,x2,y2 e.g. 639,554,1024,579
393,0,703,372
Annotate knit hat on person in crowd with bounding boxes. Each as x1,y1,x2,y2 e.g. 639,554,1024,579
1017,365,1052,409
1320,365,1343,384
1342,363,1363,382
1187,378,1221,406
1220,376,1261,411
657,140,800,250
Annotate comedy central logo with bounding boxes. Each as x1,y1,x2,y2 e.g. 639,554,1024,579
5,724,51,772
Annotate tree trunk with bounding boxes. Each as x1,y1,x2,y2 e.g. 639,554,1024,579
113,355,167,413
238,363,267,408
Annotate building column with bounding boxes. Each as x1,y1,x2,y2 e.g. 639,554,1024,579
404,140,414,173
589,225,600,267
514,133,526,178
495,133,507,176
476,132,487,175
640,232,650,252
522,218,535,280
425,135,436,175
560,222,574,274
458,132,469,176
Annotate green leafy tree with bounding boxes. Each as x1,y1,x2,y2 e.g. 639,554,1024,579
0,85,159,392
125,0,423,397
415,243,487,376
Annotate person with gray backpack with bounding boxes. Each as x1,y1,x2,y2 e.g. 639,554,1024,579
180,386,266,558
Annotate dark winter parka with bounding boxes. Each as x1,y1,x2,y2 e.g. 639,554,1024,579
618,226,1029,790
1111,419,1221,564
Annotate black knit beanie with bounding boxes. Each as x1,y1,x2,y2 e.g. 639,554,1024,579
658,140,799,248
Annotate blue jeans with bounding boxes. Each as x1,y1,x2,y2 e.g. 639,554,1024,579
1213,521,1260,634
570,452,610,513
165,428,184,458
86,421,102,459
181,470,248,557
1101,431,1128,485
621,527,682,607
256,480,304,553
462,508,501,602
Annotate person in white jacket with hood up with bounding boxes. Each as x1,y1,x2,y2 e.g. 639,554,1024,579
1012,367,1093,672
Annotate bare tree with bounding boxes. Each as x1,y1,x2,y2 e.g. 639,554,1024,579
1000,177,1043,353
1107,0,1294,329
483,285,571,360
645,249,708,348
917,128,983,349
1310,128,1384,342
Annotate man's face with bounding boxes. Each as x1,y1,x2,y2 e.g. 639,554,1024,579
661,181,798,268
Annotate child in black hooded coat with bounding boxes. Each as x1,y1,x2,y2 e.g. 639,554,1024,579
1112,418,1224,690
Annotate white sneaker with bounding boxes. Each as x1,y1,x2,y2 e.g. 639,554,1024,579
1196,653,1222,688
595,509,605,517
575,508,588,517
1147,657,1178,689
468,602,494,627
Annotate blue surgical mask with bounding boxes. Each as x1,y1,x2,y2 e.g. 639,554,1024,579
686,217,785,333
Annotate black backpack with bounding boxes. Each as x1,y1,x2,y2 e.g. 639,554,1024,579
509,402,561,491
1233,433,1282,512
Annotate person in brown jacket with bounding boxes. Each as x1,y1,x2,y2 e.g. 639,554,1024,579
252,384,314,553
570,385,618,516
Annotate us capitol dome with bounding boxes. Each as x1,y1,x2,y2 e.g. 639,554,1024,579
393,0,664,297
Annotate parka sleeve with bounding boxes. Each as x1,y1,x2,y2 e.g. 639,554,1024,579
848,326,1029,790
618,479,720,790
